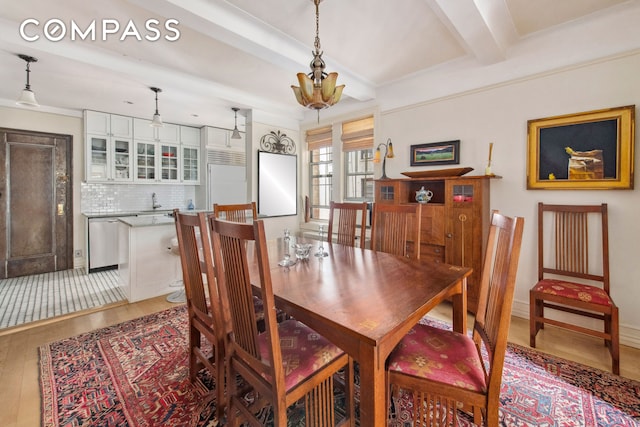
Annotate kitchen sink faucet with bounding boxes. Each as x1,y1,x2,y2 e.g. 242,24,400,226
152,193,162,209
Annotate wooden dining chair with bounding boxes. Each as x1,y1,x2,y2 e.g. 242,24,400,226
386,212,524,426
173,210,227,422
327,201,367,248
530,203,619,375
213,202,257,222
370,203,422,258
208,217,354,427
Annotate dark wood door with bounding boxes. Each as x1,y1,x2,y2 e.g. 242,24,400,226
0,128,73,278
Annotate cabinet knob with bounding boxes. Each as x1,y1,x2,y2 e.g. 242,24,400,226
446,233,453,238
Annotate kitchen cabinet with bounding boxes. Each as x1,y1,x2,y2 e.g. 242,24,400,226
118,215,181,302
133,118,179,143
134,141,180,183
181,125,201,184
84,111,133,182
375,174,497,313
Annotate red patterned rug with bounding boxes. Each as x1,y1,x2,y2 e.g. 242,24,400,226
40,305,640,426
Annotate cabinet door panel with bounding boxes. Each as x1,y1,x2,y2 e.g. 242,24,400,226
420,204,445,245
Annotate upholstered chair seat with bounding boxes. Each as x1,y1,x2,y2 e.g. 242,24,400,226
388,324,486,394
532,279,612,306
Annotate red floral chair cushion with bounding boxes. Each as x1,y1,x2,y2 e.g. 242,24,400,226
387,324,486,393
532,279,612,306
257,319,345,391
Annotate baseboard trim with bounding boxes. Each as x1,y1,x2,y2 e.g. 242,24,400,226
512,298,640,349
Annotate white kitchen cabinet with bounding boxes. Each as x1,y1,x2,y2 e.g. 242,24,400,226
118,216,181,302
85,111,133,182
181,145,200,184
159,143,180,182
86,111,133,138
133,118,179,143
180,125,201,146
134,141,157,181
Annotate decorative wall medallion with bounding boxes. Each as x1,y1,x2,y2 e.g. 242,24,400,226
259,130,296,154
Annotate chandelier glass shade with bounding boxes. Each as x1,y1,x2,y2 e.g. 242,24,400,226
291,0,344,110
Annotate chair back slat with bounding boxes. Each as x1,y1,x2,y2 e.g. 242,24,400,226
555,211,589,274
174,211,224,332
370,203,422,258
327,201,367,248
213,202,257,223
210,219,261,358
473,212,524,401
539,203,608,286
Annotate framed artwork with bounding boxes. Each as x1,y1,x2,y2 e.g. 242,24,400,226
410,140,460,166
526,105,635,190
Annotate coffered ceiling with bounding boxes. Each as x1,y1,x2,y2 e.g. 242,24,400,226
0,0,638,129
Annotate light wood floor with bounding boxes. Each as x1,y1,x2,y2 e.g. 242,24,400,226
0,297,638,427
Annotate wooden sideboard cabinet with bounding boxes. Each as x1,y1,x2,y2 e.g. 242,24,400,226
375,175,497,313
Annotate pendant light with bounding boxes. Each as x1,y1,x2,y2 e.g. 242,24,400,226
16,54,39,107
149,87,164,127
231,107,242,139
291,0,344,113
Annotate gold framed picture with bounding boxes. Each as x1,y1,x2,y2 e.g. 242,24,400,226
527,105,635,190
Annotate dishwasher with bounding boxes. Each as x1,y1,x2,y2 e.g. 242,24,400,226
88,217,124,272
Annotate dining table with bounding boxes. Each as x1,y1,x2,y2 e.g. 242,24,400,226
257,237,472,427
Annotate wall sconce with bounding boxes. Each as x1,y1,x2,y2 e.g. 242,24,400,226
373,138,395,179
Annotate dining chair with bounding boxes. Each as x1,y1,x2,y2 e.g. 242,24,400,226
530,203,619,375
173,210,227,422
370,203,422,258
208,217,354,427
213,202,257,222
386,211,524,426
327,201,367,248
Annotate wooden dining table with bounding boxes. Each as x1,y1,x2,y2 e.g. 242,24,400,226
256,238,472,427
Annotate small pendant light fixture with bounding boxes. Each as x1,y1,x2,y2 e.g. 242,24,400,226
16,54,39,107
231,107,242,139
149,87,164,127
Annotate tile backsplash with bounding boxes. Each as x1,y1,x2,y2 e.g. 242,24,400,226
81,183,197,214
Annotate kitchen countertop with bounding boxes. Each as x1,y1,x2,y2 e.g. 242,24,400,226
118,215,176,227
83,210,173,218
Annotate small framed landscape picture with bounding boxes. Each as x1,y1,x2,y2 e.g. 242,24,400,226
410,140,460,166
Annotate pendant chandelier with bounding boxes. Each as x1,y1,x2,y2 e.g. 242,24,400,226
291,0,344,112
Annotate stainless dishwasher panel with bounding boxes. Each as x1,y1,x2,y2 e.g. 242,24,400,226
88,217,122,272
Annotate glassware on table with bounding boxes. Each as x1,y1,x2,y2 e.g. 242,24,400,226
314,225,328,257
278,228,297,267
294,243,313,260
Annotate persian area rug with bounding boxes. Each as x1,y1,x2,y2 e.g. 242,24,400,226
40,305,640,427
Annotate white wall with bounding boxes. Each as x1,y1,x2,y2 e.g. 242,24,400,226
380,52,640,347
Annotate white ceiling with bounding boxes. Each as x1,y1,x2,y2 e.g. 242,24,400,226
0,0,638,130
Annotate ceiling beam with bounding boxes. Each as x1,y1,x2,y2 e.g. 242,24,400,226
128,0,377,101
427,0,517,64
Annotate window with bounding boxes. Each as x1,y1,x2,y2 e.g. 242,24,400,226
342,116,374,201
307,126,333,220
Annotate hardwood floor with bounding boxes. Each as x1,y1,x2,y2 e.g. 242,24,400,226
0,298,638,427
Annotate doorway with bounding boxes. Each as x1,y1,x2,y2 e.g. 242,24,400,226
0,128,73,278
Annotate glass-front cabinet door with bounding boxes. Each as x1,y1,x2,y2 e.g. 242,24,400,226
181,145,199,184
135,141,156,182
160,143,179,182
113,138,132,181
86,134,132,182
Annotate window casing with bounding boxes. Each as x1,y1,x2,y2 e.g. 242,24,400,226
344,149,373,201
309,146,332,220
